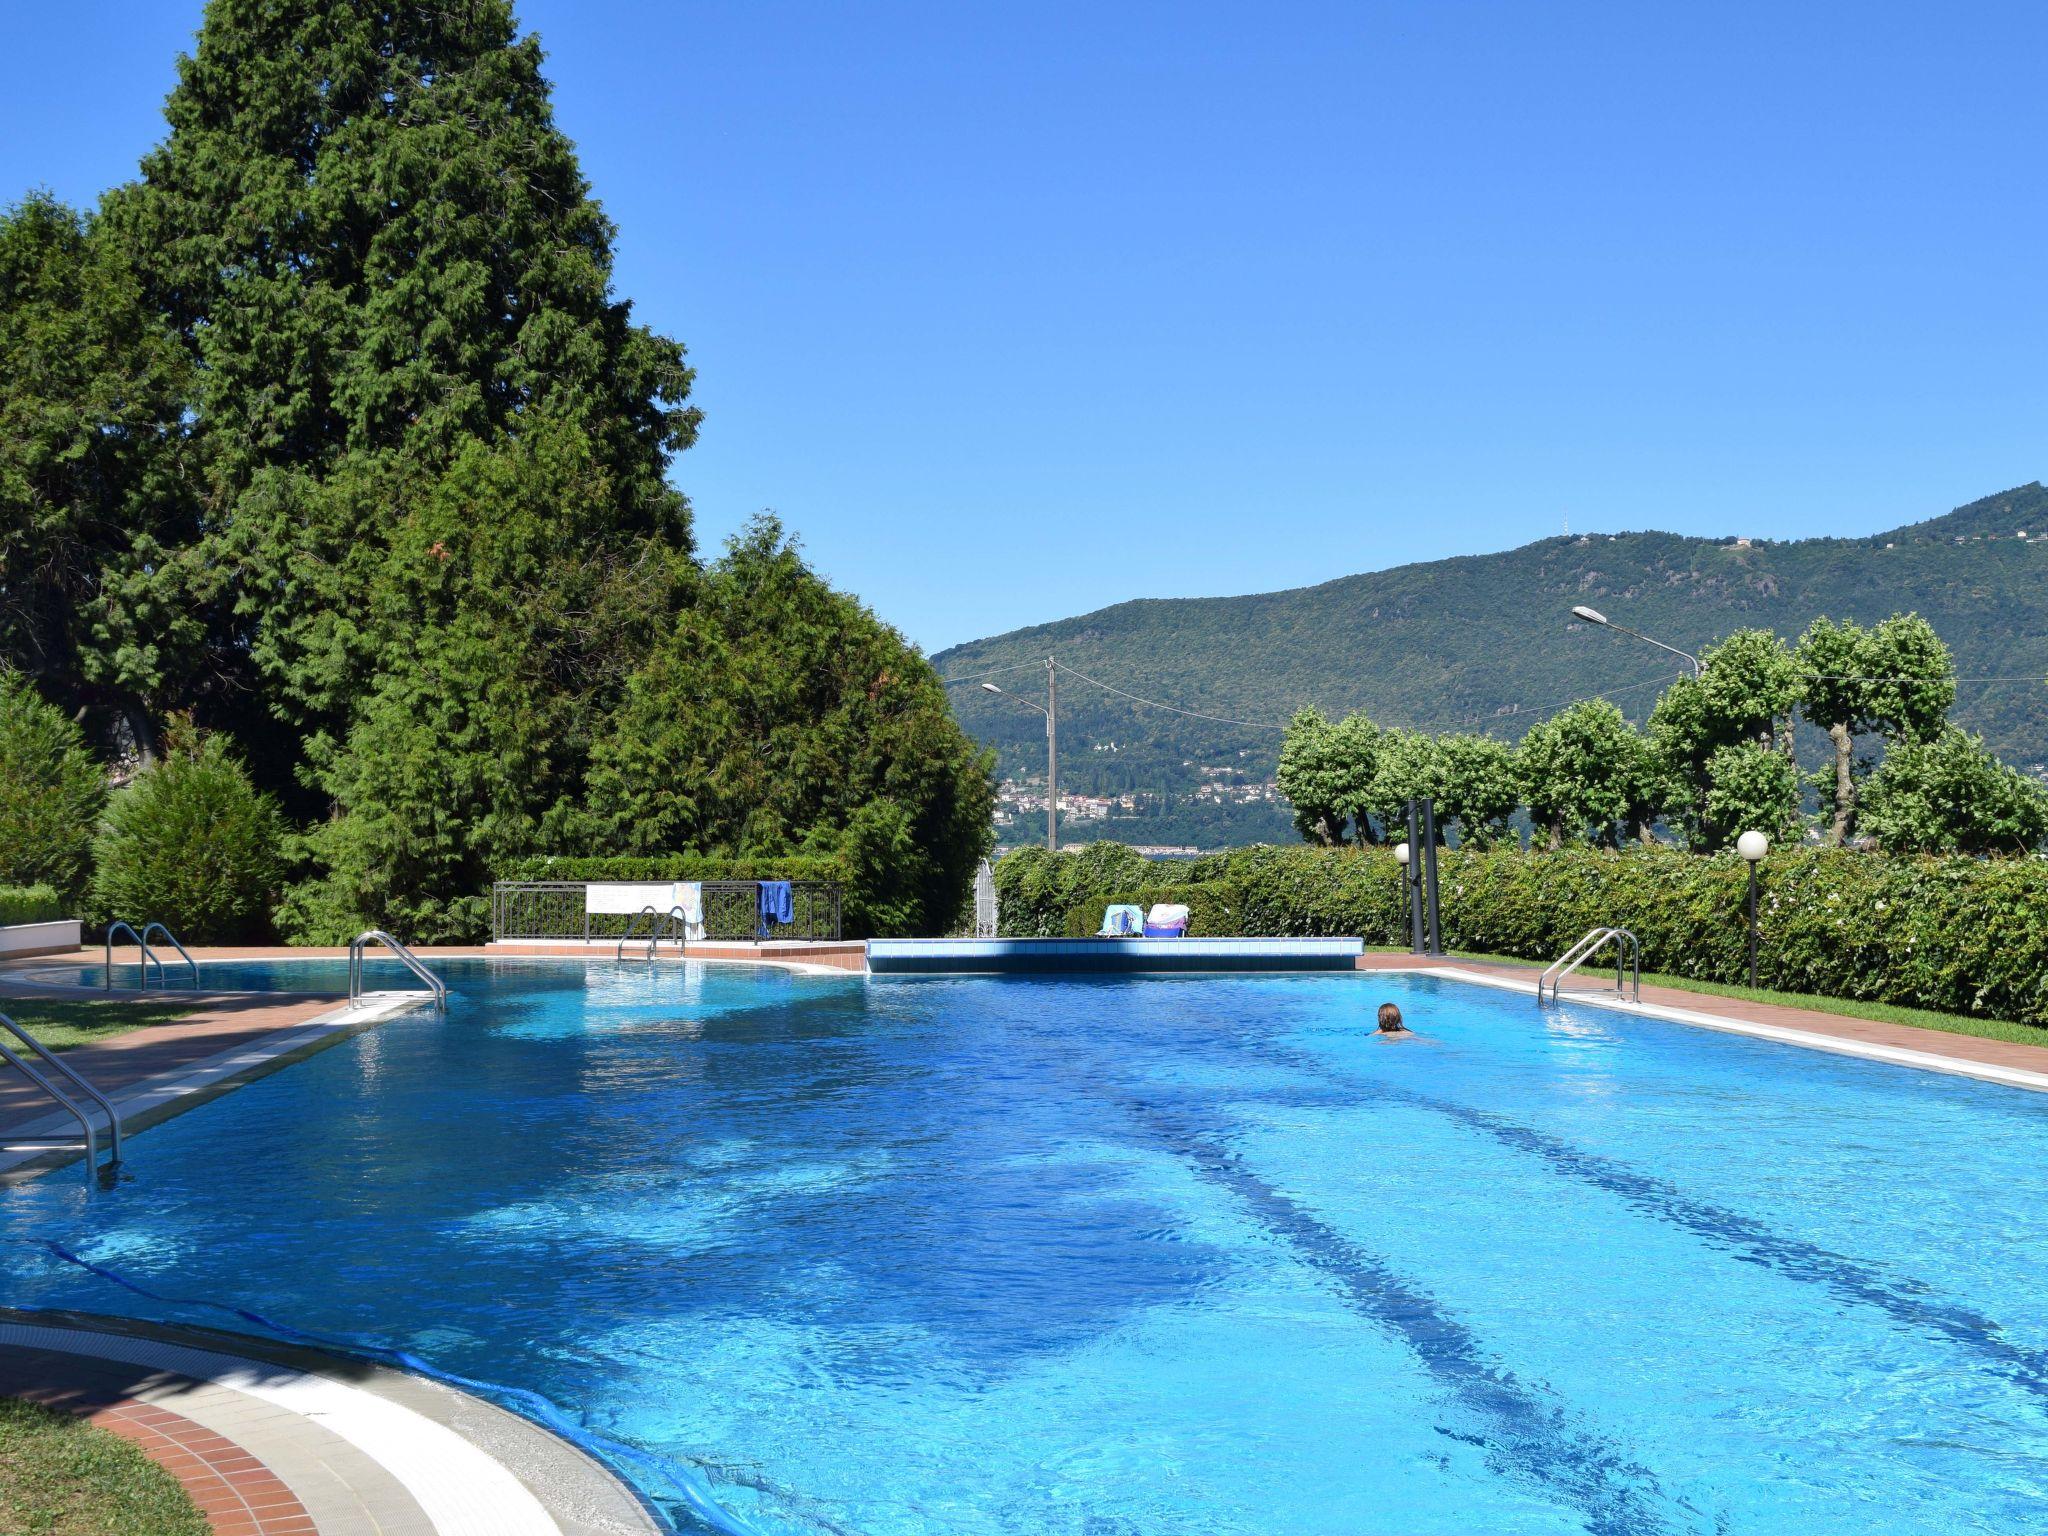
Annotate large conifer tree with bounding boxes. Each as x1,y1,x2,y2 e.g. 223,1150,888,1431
100,0,705,934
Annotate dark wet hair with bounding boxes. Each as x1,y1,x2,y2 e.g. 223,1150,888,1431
1377,1002,1405,1032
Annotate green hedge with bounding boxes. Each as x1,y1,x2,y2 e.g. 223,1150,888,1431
0,884,64,926
996,842,2048,1026
1061,882,1246,938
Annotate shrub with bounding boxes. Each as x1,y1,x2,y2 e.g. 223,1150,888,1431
0,671,106,902
1001,840,2048,1026
89,736,285,943
0,884,64,925
992,844,1160,936
1061,882,1245,937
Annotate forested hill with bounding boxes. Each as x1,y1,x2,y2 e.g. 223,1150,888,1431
936,484,2048,837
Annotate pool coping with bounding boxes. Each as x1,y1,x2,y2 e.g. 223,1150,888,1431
1395,961,2048,1094
0,1307,663,1536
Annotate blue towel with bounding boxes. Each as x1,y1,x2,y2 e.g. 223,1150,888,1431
757,880,794,936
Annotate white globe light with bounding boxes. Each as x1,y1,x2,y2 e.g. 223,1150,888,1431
1394,841,1412,865
1736,830,1769,863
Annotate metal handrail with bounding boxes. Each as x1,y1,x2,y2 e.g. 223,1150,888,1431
347,930,447,1008
139,923,198,987
615,905,687,961
1539,926,1641,1004
0,1010,122,1169
104,921,164,990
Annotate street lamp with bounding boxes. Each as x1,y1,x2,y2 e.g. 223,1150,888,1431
1570,605,1702,679
1737,829,1768,988
979,663,1059,853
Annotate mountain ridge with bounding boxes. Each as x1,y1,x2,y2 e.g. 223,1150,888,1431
936,484,2048,843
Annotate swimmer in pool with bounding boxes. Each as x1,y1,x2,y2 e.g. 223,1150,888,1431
1377,1002,1411,1036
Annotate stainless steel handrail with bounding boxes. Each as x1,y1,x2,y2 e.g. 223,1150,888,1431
1539,926,1641,1004
347,930,447,1008
139,923,199,987
0,1009,122,1169
615,905,687,961
103,921,163,990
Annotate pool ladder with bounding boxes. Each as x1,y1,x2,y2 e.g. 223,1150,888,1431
1538,927,1641,1005
0,1008,122,1178
347,930,447,1009
616,905,688,962
103,920,198,989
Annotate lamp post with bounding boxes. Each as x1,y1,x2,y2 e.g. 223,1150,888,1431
1737,829,1769,988
981,659,1058,852
1394,839,1421,954
1570,606,1702,679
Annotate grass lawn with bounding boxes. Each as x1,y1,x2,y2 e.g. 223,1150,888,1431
1370,945,2048,1050
0,1396,209,1536
0,998,200,1052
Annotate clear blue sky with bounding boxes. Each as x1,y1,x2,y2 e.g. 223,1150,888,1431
6,4,2045,653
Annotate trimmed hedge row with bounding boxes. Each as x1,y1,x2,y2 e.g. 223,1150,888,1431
0,884,63,926
1060,882,1245,938
997,843,2048,1026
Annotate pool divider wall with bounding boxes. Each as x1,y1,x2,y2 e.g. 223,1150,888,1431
865,937,1365,975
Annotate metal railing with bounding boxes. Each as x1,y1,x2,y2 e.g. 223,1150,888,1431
617,905,687,962
140,923,197,986
347,930,447,1008
1538,926,1641,1005
492,881,843,944
103,921,198,989
0,1008,122,1176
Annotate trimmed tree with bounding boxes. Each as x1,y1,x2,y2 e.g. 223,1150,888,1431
1857,727,2048,856
1796,614,1955,845
90,728,284,942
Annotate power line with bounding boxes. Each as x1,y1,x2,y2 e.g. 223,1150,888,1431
960,654,2045,744
939,659,1046,687
1050,660,1296,731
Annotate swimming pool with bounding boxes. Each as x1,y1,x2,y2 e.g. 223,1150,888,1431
4,960,2046,1533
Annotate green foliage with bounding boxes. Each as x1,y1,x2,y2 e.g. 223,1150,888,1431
1061,882,1245,937
1797,613,1956,843
89,732,284,943
0,194,200,750
0,671,106,901
993,843,1156,936
578,518,994,939
0,885,63,925
1857,727,2048,856
1515,698,1647,847
1433,734,1520,847
1701,742,1804,844
1276,709,1379,845
500,854,847,883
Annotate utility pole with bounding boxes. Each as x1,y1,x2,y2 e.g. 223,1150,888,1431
1046,656,1059,853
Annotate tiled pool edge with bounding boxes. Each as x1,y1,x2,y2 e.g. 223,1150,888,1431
0,992,430,1182
1411,963,2048,1094
0,1308,663,1536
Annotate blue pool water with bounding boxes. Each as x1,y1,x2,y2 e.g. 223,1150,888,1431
5,960,2048,1534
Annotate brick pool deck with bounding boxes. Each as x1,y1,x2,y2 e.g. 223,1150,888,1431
0,1311,660,1536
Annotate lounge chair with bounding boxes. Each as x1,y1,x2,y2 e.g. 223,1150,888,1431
1096,903,1144,937
1142,903,1190,938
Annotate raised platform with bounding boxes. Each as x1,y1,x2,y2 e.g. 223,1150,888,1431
866,936,1364,975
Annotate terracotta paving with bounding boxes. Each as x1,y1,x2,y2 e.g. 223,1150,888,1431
0,1351,315,1535
1360,951,2048,1080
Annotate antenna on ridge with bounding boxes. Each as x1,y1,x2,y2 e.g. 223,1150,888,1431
1563,511,1570,537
